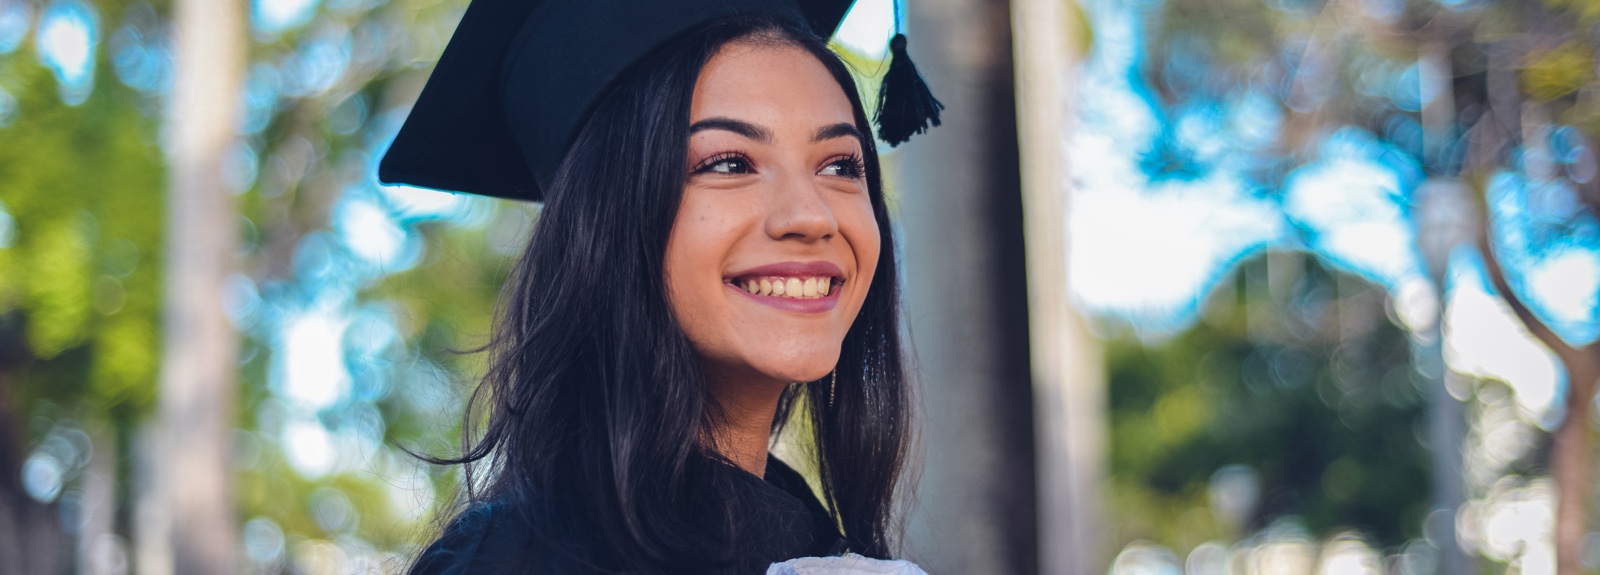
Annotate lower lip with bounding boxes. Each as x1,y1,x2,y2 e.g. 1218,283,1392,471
727,282,841,313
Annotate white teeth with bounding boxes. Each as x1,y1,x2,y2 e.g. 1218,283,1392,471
736,276,838,299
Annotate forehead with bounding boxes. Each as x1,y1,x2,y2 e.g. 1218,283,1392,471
689,42,856,127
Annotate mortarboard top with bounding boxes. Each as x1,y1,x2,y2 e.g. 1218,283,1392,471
378,0,857,203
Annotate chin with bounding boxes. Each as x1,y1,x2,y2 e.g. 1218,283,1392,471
746,347,838,384
761,366,832,385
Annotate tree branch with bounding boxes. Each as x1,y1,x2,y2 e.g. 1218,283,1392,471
1459,80,1580,364
1474,214,1580,361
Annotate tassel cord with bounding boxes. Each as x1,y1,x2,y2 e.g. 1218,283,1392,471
873,34,945,146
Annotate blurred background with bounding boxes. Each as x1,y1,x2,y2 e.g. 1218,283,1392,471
0,0,1597,574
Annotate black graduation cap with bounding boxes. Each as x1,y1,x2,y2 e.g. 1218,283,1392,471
378,0,942,202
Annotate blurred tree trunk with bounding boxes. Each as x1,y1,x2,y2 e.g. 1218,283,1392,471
155,0,245,573
897,0,1039,572
1010,1,1105,573
1466,49,1599,575
1551,357,1599,575
77,420,117,575
0,369,68,575
1477,236,1600,575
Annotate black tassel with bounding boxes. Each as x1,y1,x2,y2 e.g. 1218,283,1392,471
874,34,944,146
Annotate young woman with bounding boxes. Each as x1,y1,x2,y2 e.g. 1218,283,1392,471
380,1,940,572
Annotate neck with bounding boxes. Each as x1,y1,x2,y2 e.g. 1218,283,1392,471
703,364,790,476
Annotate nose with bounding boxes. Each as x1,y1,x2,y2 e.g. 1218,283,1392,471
764,168,837,242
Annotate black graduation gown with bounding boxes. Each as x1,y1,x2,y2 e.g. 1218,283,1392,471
410,455,846,575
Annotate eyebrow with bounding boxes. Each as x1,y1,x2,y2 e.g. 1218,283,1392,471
812,122,865,144
687,117,866,146
689,117,772,143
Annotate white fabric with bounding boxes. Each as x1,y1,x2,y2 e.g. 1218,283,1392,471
766,554,930,575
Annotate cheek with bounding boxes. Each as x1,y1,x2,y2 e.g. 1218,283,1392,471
662,195,743,349
840,198,882,313
661,235,702,319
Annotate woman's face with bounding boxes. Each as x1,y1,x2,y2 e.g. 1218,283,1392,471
664,41,880,388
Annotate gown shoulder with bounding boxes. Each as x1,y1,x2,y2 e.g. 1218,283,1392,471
409,500,550,575
408,454,843,574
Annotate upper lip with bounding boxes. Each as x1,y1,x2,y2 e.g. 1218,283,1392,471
725,261,846,282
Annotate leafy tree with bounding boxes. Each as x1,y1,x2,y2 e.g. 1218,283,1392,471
0,4,167,568
1084,0,1600,570
1107,253,1430,554
0,0,518,570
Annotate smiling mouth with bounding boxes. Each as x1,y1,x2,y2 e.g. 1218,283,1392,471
728,275,840,299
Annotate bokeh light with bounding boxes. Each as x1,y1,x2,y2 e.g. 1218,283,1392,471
0,0,28,54
36,0,98,106
254,0,321,36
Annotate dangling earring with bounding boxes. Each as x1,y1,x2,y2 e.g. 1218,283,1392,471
828,369,838,409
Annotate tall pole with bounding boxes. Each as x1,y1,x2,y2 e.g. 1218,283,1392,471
1417,39,1470,575
157,0,245,573
897,0,1039,572
1010,0,1105,573
1419,203,1470,575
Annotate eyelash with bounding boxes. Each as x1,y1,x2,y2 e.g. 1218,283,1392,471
693,152,751,175
690,152,866,179
823,153,866,179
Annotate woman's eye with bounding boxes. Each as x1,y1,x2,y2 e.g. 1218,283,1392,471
702,156,751,174
819,157,863,178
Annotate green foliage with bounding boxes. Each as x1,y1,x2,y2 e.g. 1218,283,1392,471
1068,0,1095,57
1544,0,1600,25
1155,0,1292,68
1108,253,1430,552
365,212,519,463
0,53,166,411
1521,42,1594,102
371,216,516,369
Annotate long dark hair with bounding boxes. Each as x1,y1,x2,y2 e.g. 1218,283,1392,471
423,15,910,572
